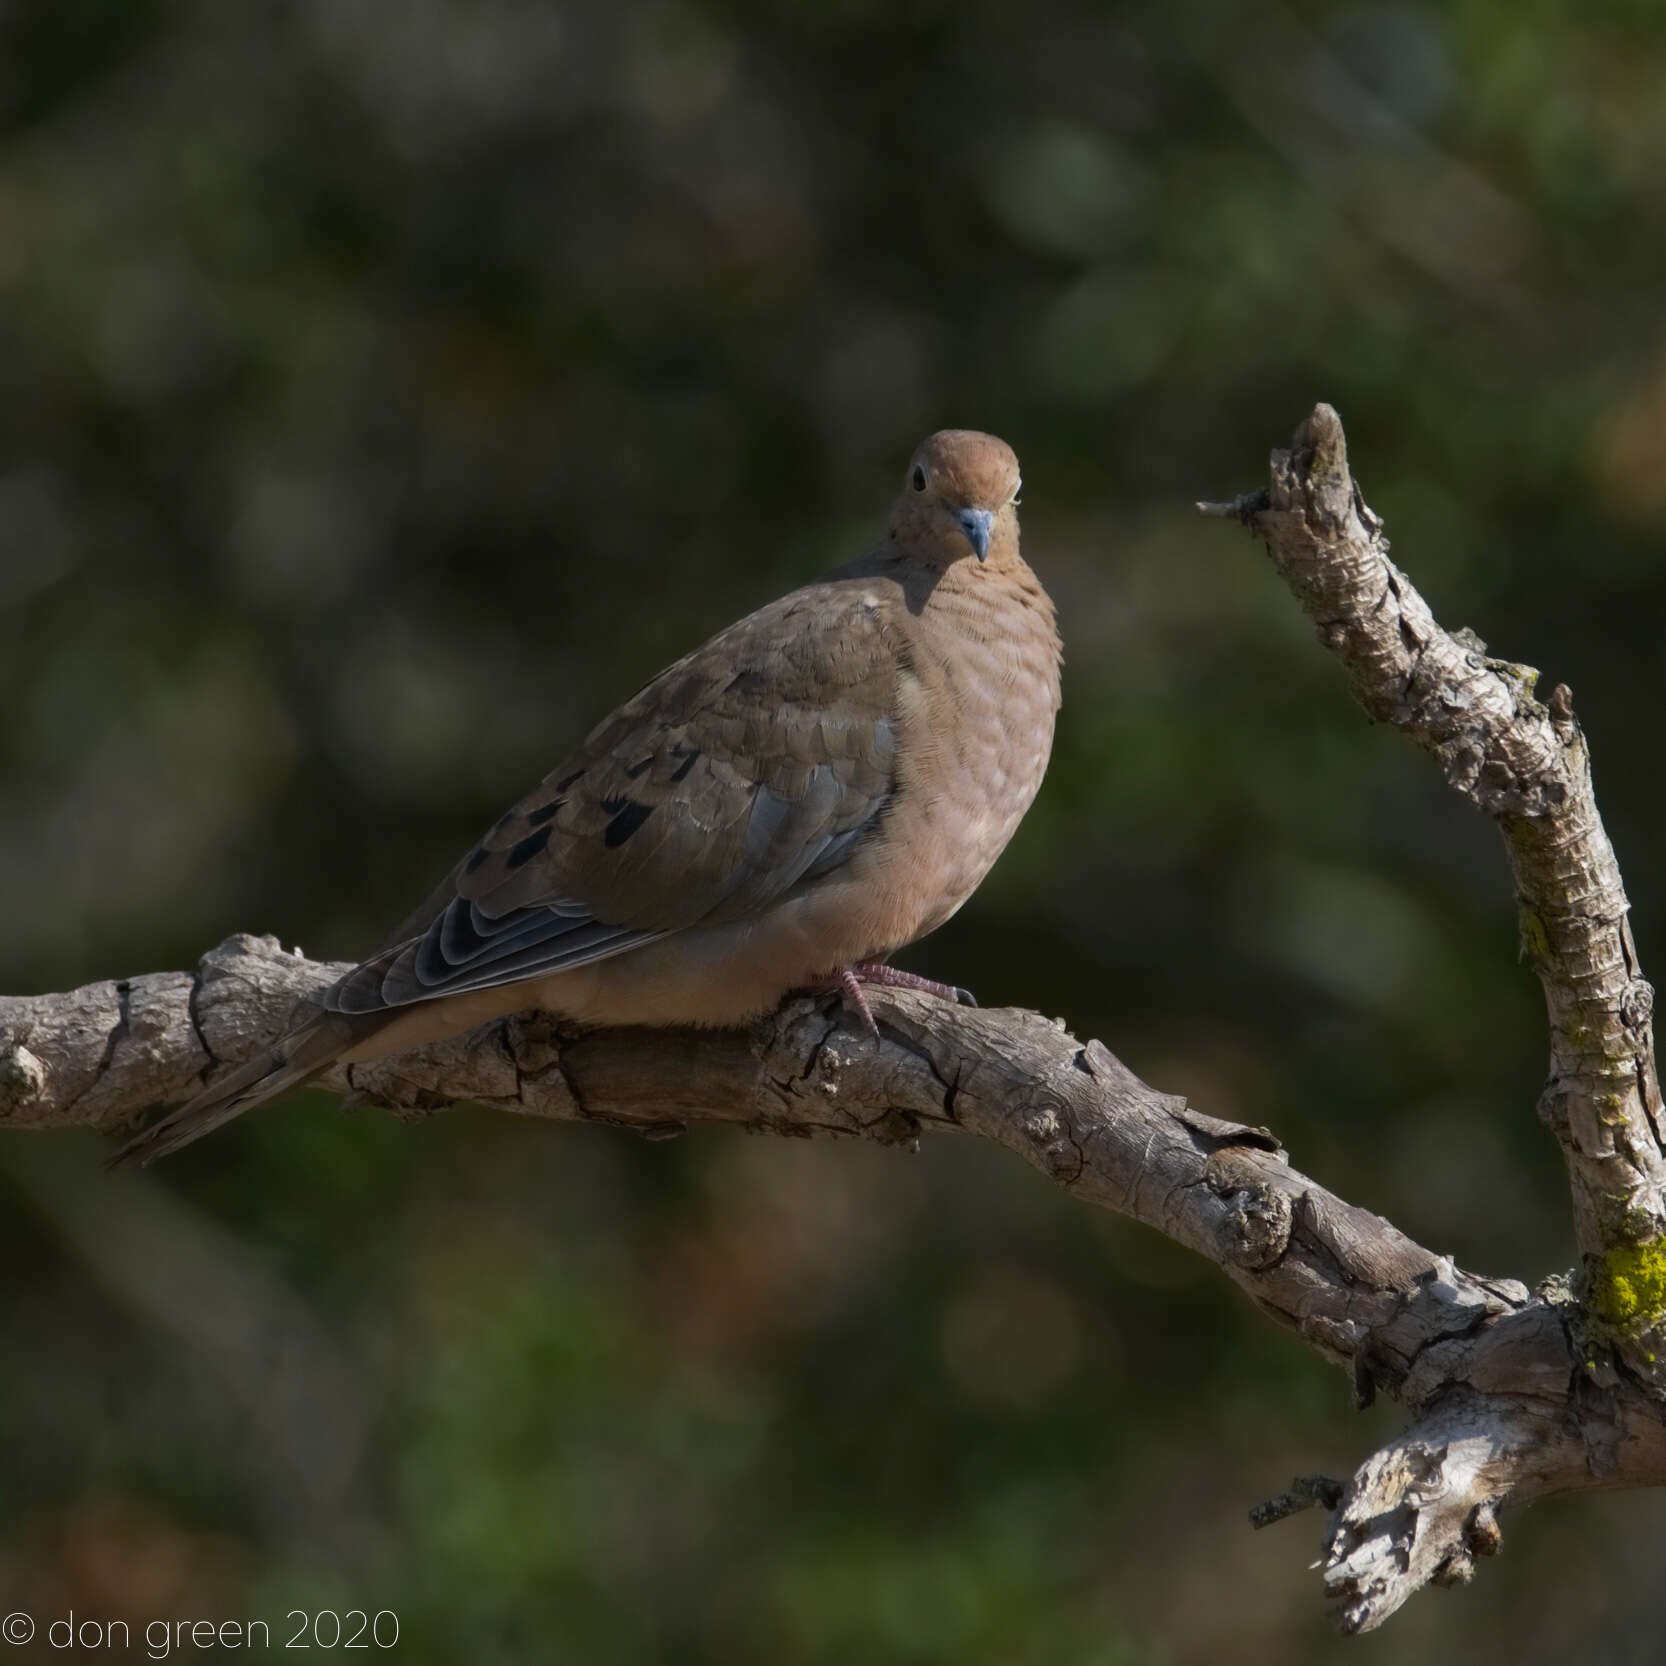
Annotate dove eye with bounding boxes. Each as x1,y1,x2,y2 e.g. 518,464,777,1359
912,465,927,492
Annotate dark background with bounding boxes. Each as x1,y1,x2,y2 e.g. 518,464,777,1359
3,0,1666,1660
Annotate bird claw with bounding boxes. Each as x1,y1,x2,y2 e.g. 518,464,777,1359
847,962,978,1009
836,969,882,1040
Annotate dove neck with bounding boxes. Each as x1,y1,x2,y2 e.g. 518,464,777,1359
832,542,1051,646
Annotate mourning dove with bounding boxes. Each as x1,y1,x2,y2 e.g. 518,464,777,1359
118,429,1061,1163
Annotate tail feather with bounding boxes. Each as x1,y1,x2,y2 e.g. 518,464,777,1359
112,1012,374,1167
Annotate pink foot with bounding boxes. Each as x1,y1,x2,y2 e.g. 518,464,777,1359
846,963,979,1007
799,963,978,1040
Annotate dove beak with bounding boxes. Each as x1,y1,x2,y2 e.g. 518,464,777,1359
955,507,994,562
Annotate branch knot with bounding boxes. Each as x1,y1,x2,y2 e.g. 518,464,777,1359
1,1043,46,1109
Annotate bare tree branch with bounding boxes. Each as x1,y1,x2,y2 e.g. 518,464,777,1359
1203,405,1666,1372
6,404,1666,1632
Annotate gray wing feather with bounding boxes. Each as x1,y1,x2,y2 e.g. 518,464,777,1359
323,896,664,1013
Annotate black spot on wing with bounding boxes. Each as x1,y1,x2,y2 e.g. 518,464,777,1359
526,798,560,826
554,769,585,792
600,797,653,849
623,756,654,779
506,826,552,869
669,747,700,783
464,845,491,874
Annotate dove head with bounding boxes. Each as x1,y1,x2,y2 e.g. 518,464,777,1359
890,430,1023,568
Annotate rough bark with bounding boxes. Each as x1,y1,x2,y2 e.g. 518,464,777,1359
6,405,1665,1632
1203,406,1666,1380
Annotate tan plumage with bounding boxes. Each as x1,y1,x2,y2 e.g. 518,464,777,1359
118,430,1061,1163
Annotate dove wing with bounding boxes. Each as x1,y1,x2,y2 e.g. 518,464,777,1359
322,578,904,1014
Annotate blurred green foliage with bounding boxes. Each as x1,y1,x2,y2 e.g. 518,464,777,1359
4,0,1666,1659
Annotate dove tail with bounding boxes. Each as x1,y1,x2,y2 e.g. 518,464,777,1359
111,1011,375,1167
